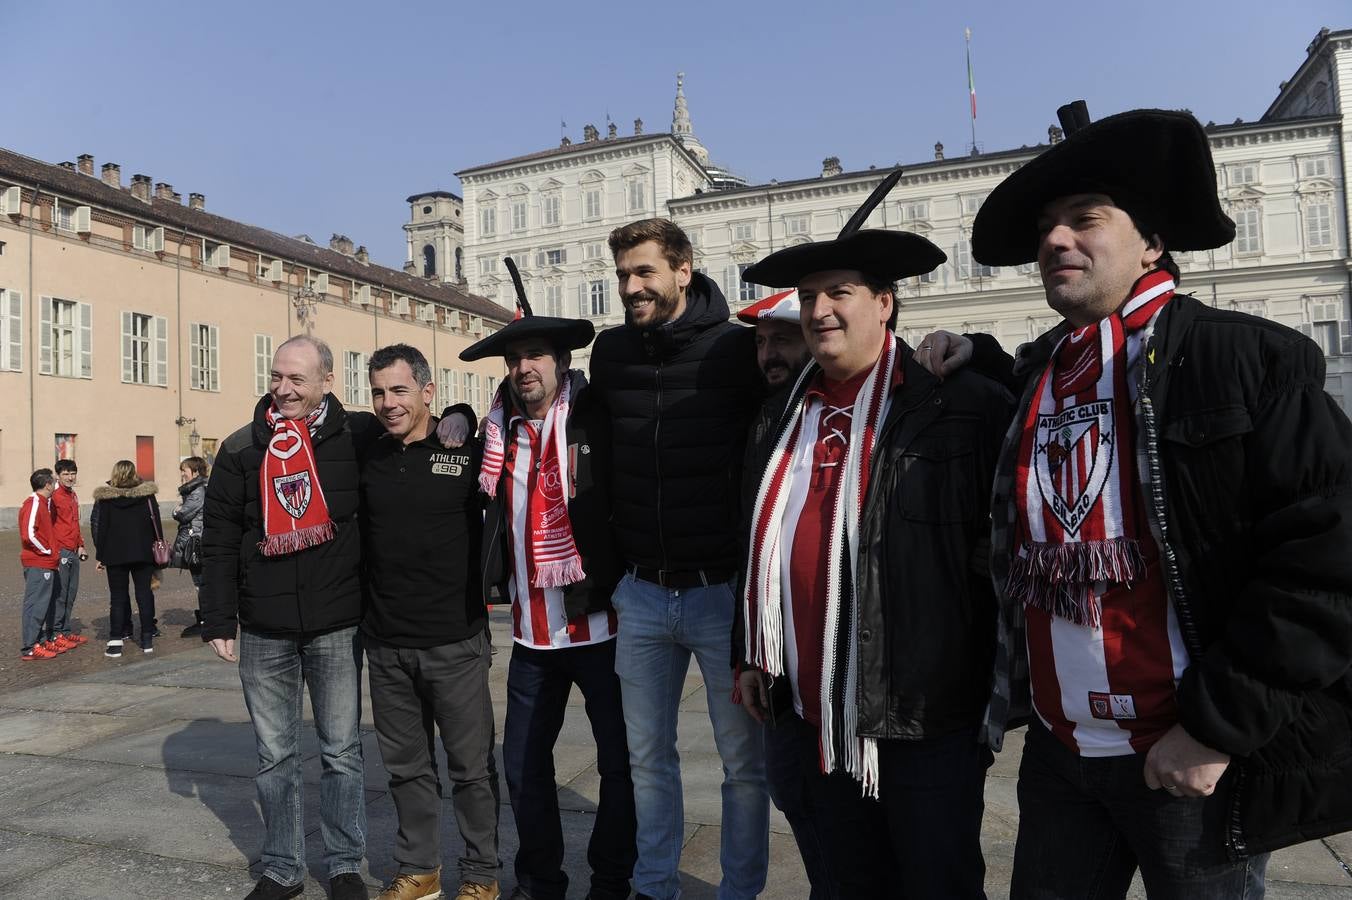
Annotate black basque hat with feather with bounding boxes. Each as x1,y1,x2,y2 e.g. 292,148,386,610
972,101,1235,266
741,168,946,287
459,257,595,361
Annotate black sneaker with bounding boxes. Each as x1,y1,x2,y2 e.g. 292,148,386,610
141,637,154,654
180,614,204,638
329,873,367,900
244,875,303,899
104,640,123,658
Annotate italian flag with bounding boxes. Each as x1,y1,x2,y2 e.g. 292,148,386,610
966,28,977,120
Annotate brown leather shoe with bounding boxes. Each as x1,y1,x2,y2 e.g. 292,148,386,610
375,868,442,900
453,881,499,900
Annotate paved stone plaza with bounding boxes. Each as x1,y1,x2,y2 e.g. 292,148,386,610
0,603,1349,898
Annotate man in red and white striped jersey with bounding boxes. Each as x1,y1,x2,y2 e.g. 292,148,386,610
463,261,635,900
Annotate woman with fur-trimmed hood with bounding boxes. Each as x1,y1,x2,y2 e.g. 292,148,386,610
91,459,160,657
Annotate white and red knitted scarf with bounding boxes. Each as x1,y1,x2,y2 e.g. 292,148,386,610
259,398,335,557
744,334,898,796
480,371,586,588
1009,270,1175,625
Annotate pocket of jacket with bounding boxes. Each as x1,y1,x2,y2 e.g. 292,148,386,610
895,442,976,524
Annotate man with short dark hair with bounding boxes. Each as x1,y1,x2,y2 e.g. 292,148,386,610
463,261,635,900
50,459,89,648
360,342,500,900
201,334,369,900
20,469,60,661
589,218,768,900
923,103,1352,898
735,172,1011,898
737,290,810,392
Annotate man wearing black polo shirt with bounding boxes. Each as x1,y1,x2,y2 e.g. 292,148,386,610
360,343,499,900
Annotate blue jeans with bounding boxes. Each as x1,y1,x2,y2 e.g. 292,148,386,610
611,573,769,900
239,626,366,886
1011,719,1268,899
503,639,635,900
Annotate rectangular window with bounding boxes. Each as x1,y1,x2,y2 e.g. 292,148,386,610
961,194,986,216
584,242,604,260
545,283,563,317
901,201,929,222
55,433,76,461
190,322,220,392
41,297,92,378
908,270,936,286
0,289,21,372
1234,207,1262,254
463,372,482,412
487,376,499,402
344,351,370,407
544,248,565,266
479,256,498,276
737,263,761,303
1231,163,1258,186
627,179,646,213
1305,201,1333,249
542,194,561,226
56,199,76,232
135,435,155,482
954,240,997,279
479,206,496,237
510,200,527,232
584,188,603,220
1029,315,1060,341
588,280,610,317
254,334,273,396
733,222,755,242
1301,157,1330,178
784,215,809,236
437,367,455,410
121,311,168,386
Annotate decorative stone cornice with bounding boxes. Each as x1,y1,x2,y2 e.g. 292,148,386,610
1208,120,1340,149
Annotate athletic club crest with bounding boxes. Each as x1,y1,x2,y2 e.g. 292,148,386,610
1034,400,1115,534
272,471,313,520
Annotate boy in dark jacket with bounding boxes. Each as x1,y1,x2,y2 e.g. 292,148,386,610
464,261,635,900
922,103,1352,898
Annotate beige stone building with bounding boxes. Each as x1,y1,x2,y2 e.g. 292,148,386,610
0,149,511,522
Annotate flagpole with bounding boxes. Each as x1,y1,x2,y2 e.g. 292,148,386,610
966,27,978,154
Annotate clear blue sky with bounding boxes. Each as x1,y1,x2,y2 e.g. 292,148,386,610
5,0,1345,270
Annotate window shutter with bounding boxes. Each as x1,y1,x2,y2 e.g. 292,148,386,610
3,291,20,372
189,324,202,390
78,302,93,379
578,283,587,317
602,280,611,316
209,326,219,391
724,265,736,300
154,315,168,386
121,311,133,383
40,297,53,374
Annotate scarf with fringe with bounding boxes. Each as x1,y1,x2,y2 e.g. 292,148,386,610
259,398,335,557
1009,271,1175,625
744,334,897,797
480,371,586,589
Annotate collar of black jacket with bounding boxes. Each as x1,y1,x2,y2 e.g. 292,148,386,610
634,271,733,355
251,393,348,444
177,476,206,497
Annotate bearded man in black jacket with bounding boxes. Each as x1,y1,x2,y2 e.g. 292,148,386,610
587,218,768,900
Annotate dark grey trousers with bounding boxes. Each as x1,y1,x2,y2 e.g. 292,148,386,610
366,629,500,884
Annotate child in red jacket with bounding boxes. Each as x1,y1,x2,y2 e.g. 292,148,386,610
20,469,62,660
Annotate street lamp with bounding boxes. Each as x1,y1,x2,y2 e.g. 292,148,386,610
293,285,320,332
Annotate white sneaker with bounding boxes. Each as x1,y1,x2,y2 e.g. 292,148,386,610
104,640,123,658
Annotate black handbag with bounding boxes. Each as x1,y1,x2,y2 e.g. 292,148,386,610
183,533,203,570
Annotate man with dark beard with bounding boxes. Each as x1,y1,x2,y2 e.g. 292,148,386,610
588,219,768,900
738,289,811,392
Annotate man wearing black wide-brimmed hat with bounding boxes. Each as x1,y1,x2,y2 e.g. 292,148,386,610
925,103,1352,898
735,171,1014,898
461,260,637,900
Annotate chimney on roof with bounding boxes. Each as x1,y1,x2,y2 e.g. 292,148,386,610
154,182,174,201
171,191,182,204
101,162,121,188
634,118,644,135
188,192,205,211
130,174,152,203
403,260,417,275
607,122,618,139
821,156,842,178
934,141,945,160
59,161,76,171
583,124,599,142
355,246,370,265
329,234,355,255
77,154,95,176
1048,124,1064,145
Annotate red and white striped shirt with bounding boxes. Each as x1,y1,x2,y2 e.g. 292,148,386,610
503,417,616,649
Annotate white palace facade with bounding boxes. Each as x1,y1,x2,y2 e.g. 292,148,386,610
439,28,1352,410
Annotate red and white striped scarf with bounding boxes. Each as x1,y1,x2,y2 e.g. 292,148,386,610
1009,270,1175,625
744,334,898,796
259,399,335,557
480,372,585,588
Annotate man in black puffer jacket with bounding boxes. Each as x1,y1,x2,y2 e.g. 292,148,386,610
588,218,767,900
200,335,371,900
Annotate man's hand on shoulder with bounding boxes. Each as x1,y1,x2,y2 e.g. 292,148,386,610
436,411,472,448
915,330,973,380
1143,723,1230,798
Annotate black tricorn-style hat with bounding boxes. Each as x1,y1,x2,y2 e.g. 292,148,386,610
741,169,946,287
971,102,1235,266
459,257,595,361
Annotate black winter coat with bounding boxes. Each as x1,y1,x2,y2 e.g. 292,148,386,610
736,349,1013,739
481,376,622,623
977,295,1352,858
91,481,161,567
200,396,377,640
588,273,762,572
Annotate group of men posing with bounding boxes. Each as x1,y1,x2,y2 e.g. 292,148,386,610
200,101,1352,900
